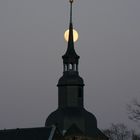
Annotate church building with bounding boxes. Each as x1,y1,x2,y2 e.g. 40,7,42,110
0,0,108,140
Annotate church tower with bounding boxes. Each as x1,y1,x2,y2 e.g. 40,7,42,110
45,1,108,140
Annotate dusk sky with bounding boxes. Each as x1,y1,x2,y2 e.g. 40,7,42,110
0,0,140,132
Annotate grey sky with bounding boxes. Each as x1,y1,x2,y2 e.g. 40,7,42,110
0,0,140,132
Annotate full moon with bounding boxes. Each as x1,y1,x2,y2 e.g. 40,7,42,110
64,29,79,42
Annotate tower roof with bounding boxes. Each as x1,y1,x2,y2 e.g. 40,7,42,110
62,0,79,64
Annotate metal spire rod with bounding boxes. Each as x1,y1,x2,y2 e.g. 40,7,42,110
69,0,74,23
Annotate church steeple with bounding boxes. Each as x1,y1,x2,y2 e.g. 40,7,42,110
57,0,84,109
45,1,107,139
62,0,79,72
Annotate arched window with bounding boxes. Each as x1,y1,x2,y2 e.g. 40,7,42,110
78,87,82,98
65,64,67,71
69,64,73,70
74,64,77,71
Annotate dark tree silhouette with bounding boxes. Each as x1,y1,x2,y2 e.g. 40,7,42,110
103,123,130,140
132,134,140,140
131,130,140,140
127,99,140,123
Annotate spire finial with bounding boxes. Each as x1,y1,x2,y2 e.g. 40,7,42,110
69,0,74,4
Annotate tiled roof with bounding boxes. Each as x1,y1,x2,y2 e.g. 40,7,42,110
0,126,61,140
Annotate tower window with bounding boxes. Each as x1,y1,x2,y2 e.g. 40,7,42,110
69,64,73,70
78,88,82,98
64,64,67,71
74,64,77,71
